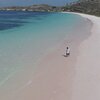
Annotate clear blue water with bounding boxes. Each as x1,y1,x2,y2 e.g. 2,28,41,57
0,11,51,30
0,11,87,89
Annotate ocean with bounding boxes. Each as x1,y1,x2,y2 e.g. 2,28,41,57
0,11,90,99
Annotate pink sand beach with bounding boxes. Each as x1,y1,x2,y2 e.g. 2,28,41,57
1,12,100,100
71,13,100,100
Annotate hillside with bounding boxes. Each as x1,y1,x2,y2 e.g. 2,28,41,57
0,4,62,12
63,0,100,16
0,0,100,16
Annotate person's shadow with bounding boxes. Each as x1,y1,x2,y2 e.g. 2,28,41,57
63,54,69,57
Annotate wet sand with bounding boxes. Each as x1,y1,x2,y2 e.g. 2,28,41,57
0,12,98,100
8,13,93,100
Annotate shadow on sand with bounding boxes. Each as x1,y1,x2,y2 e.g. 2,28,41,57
63,54,70,57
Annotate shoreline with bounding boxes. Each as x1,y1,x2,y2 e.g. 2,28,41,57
0,12,99,100
32,12,93,100
11,12,94,100
70,13,100,100
64,12,100,99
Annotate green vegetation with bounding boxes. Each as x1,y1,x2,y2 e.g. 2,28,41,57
63,0,100,16
0,0,100,16
0,4,62,12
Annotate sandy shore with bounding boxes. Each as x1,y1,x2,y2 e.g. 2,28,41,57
70,13,100,100
32,13,100,100
3,13,100,100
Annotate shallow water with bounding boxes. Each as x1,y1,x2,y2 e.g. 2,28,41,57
0,11,90,99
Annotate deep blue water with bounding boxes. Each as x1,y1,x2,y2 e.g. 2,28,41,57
0,11,51,30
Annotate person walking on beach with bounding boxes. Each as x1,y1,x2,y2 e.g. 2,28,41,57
66,47,70,57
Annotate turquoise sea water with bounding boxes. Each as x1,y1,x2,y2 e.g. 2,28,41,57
0,11,87,91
